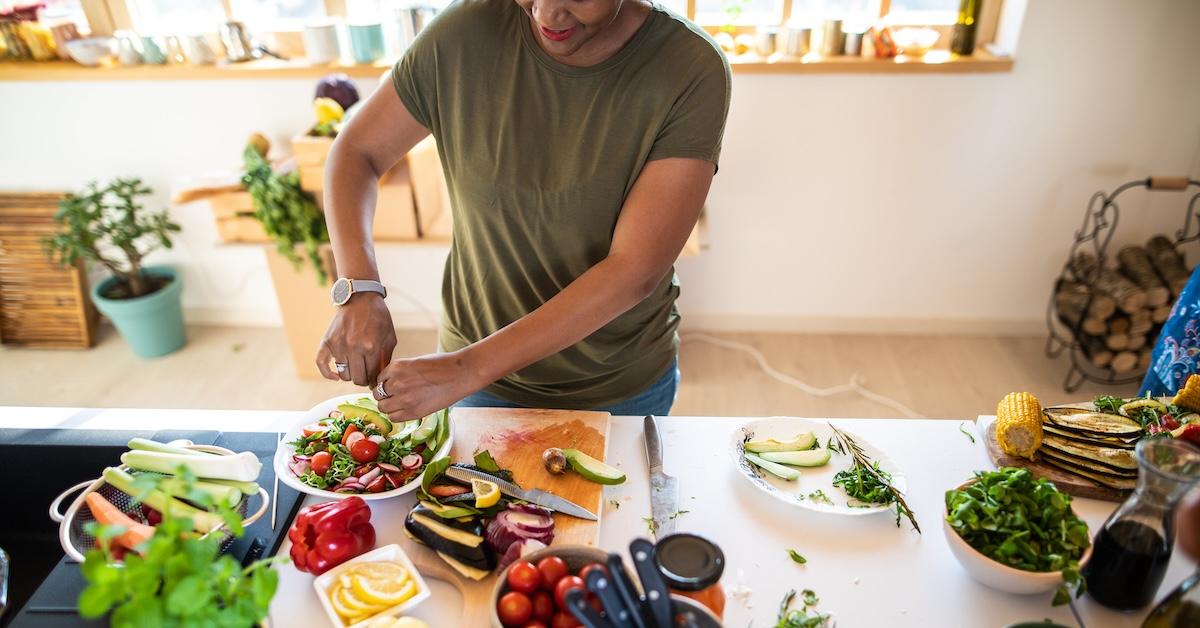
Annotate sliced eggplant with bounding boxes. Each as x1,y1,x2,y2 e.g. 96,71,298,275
1042,434,1138,470
1040,454,1138,490
441,492,478,505
436,551,491,581
1042,424,1135,449
404,504,496,572
1038,444,1139,477
1043,408,1143,436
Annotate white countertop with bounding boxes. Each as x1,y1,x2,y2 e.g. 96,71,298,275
4,407,1193,627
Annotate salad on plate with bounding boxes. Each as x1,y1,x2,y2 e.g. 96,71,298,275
285,396,449,495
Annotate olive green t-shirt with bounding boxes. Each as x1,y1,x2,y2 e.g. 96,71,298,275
391,0,730,409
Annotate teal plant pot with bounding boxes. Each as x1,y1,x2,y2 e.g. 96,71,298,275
91,265,186,358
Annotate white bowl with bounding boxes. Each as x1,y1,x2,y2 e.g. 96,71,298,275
942,481,1092,595
65,37,116,66
313,544,431,628
274,393,453,501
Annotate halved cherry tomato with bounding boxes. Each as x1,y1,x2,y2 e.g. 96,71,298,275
302,422,330,437
554,575,585,609
550,612,579,628
428,483,471,498
507,560,542,594
350,438,380,463
310,451,332,476
384,471,405,489
497,591,533,626
340,424,361,445
530,591,554,622
365,475,387,493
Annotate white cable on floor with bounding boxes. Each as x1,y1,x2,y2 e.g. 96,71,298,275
679,332,926,419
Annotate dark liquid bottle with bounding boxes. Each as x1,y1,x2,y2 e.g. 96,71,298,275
950,0,983,56
1082,439,1200,612
1084,520,1172,610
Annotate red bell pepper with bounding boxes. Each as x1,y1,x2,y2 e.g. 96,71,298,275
288,496,376,575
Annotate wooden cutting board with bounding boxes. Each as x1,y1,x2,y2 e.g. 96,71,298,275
400,407,610,627
981,416,1128,502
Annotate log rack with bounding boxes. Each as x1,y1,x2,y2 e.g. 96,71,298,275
1046,176,1200,392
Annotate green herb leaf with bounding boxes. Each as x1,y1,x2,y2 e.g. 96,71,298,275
166,575,212,616
958,422,976,443
1093,395,1125,414
788,549,807,564
801,589,819,606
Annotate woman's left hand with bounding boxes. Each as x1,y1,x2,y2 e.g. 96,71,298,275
371,351,483,421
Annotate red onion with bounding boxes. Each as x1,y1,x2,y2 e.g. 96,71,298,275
486,504,555,555
401,454,423,470
377,463,400,473
288,461,311,477
498,539,548,571
292,454,311,463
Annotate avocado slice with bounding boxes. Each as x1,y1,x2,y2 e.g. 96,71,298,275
337,401,392,435
563,449,626,485
419,499,479,519
745,432,816,453
758,449,831,467
744,452,800,480
411,412,439,444
390,419,420,440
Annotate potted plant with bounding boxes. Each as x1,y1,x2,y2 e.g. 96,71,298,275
43,178,185,358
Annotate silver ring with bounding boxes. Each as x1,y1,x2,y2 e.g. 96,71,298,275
375,380,390,399
335,362,349,375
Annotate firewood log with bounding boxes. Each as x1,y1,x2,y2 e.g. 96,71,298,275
1109,317,1130,335
1056,280,1117,319
1111,351,1139,374
1118,246,1170,307
1126,334,1147,351
1105,334,1131,351
1137,348,1153,371
1056,291,1109,336
1152,305,1172,324
1068,252,1147,313
1146,236,1191,297
1082,335,1114,367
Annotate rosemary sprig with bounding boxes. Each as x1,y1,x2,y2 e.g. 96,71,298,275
828,423,920,533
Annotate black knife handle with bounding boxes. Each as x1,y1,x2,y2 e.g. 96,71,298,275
630,538,673,628
565,588,615,628
240,536,268,568
586,567,635,628
606,553,649,628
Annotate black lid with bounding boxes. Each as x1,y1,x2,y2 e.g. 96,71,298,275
653,533,725,592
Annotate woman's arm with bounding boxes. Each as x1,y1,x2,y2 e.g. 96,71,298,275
315,85,432,386
374,157,714,419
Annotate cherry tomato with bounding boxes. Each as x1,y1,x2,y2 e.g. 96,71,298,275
497,591,533,626
350,438,380,463
365,475,387,493
578,563,608,582
520,623,548,628
310,451,332,476
537,556,569,592
340,424,361,445
550,611,580,628
1163,415,1181,430
530,591,555,622
301,422,330,437
554,575,585,609
507,560,542,594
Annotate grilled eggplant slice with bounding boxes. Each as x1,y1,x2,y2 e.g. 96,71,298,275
1040,453,1138,490
404,503,497,572
1039,443,1139,477
1042,434,1138,470
1043,408,1143,437
1042,424,1135,449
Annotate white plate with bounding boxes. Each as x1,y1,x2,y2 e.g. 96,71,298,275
274,393,453,501
728,417,907,516
313,544,432,628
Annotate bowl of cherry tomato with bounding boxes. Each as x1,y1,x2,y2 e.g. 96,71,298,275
490,545,609,628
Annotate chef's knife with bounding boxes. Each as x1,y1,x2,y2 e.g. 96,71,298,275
444,466,598,521
644,415,679,538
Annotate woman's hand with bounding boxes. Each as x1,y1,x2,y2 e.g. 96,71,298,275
315,294,397,386
372,351,483,421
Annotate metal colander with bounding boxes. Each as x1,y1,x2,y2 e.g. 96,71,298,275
49,443,270,563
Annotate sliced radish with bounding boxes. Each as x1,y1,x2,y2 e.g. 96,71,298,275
377,463,401,473
401,454,423,469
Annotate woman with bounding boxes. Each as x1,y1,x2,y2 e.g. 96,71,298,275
316,0,730,420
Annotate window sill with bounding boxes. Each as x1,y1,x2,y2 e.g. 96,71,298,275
0,50,1012,81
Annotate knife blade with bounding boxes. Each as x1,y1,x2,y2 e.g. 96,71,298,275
444,466,598,521
644,415,679,538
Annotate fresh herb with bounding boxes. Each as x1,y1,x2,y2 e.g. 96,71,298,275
473,450,502,473
1093,395,1125,414
775,588,831,627
787,549,807,564
958,422,976,443
829,423,920,533
242,137,329,284
826,437,845,455
643,517,659,534
78,466,279,626
669,509,690,520
807,489,832,505
608,499,621,510
231,343,245,353
945,467,1090,606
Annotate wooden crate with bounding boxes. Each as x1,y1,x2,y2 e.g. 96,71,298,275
291,133,335,168
207,191,270,243
297,154,420,242
263,244,337,379
0,193,98,349
406,136,453,240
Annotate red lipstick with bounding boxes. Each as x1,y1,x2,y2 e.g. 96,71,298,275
539,25,576,41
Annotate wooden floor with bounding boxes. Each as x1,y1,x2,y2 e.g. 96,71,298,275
0,324,1138,420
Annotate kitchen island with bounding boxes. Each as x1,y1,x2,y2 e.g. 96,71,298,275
1,406,1192,627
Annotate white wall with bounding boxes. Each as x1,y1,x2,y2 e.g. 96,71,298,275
2,0,1198,334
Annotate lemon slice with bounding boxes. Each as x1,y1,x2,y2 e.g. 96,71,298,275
471,478,500,508
337,584,388,614
352,575,418,606
330,584,380,619
345,561,408,581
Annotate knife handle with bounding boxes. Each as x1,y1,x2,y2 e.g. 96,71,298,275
630,538,673,628
586,568,635,628
565,588,615,628
606,553,649,628
643,415,663,471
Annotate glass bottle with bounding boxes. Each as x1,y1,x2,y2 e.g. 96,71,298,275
1083,438,1200,611
654,533,726,619
1144,569,1200,627
950,0,983,56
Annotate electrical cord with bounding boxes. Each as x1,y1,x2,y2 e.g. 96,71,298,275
678,333,926,419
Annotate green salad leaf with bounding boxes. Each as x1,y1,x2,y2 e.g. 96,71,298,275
945,467,1090,606
1093,395,1125,414
775,588,831,627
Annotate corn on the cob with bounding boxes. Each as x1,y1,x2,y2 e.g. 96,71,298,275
1174,374,1200,412
996,392,1043,460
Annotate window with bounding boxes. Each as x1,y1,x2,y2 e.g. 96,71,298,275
231,0,326,31
887,0,960,25
695,0,781,26
130,0,225,34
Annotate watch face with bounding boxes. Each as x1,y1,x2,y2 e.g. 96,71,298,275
331,278,352,305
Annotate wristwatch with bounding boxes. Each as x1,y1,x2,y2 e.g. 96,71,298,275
330,278,387,306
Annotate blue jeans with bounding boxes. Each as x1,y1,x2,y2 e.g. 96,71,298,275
455,359,680,416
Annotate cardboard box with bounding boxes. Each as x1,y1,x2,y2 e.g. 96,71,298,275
208,192,270,243
405,136,453,240
264,245,337,380
291,133,335,167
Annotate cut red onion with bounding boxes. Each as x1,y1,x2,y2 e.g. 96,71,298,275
377,463,400,473
486,504,555,555
334,487,358,493
368,435,386,444
360,467,382,486
498,539,548,571
401,454,423,470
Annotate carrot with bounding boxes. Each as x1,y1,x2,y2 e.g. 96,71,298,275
85,492,156,551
